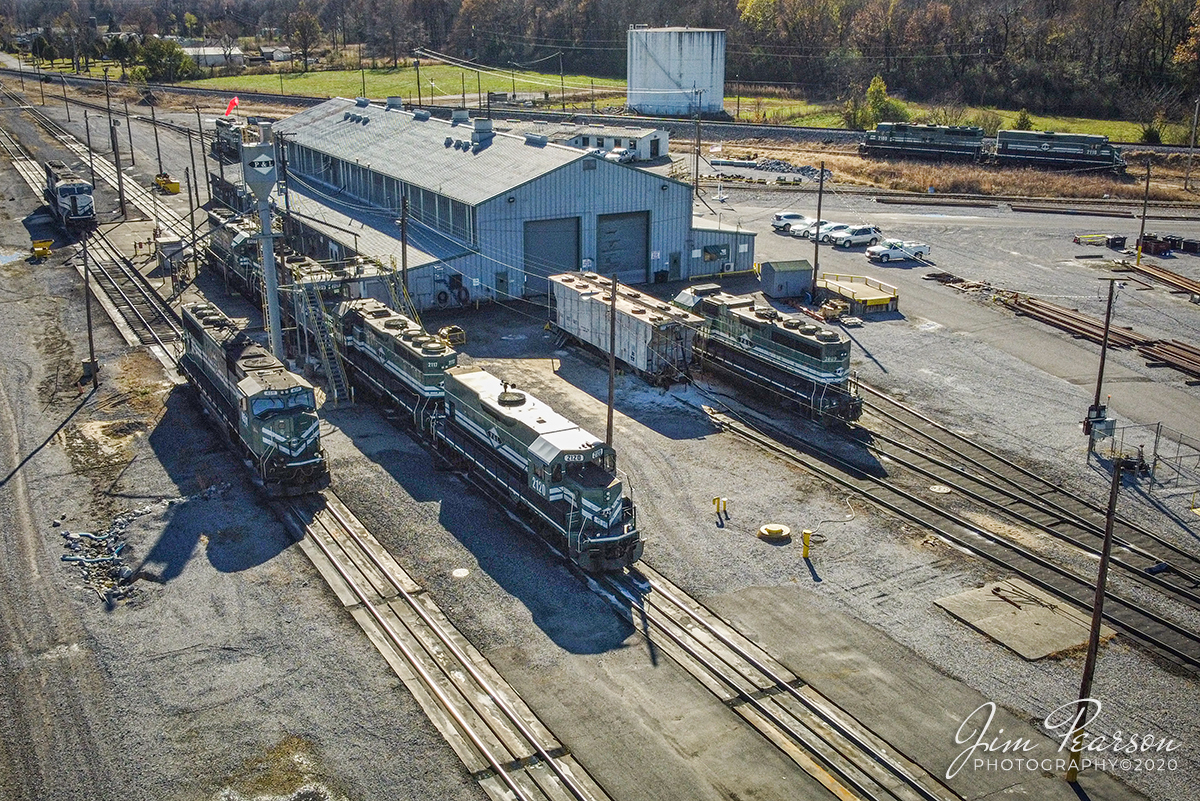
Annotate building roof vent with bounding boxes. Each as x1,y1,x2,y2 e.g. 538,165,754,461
355,96,369,107
524,133,548,147
343,111,351,120
413,109,431,121
444,137,454,147
386,96,404,109
451,108,469,124
361,116,369,125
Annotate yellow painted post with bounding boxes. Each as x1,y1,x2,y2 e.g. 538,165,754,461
802,529,812,558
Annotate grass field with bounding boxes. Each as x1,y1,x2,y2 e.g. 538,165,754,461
184,63,626,108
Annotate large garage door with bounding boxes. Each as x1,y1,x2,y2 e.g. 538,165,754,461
596,211,649,285
523,217,580,296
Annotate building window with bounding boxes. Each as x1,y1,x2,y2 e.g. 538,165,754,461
582,136,589,146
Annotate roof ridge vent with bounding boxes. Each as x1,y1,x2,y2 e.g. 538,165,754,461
355,96,369,107
413,109,431,121
451,108,469,124
386,96,404,109
524,133,548,146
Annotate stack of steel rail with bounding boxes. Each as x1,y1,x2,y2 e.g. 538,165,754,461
1139,340,1200,378
1115,260,1200,296
998,293,1151,347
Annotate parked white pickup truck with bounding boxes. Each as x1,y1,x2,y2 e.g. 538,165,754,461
865,239,930,262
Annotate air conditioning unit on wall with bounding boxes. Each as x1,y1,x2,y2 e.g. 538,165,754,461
721,262,734,273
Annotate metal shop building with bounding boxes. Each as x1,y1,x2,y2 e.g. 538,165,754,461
272,97,753,310
494,120,670,162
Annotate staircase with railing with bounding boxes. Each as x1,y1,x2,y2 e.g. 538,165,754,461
300,281,350,406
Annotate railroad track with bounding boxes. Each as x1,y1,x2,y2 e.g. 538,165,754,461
591,563,959,801
280,491,613,801
707,406,1200,677
0,84,196,241
0,99,182,356
83,228,182,351
855,384,1200,610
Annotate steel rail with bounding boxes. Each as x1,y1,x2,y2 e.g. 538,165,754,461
317,496,602,801
857,383,1200,573
284,499,544,801
714,411,1200,675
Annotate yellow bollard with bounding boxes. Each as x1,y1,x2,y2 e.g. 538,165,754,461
802,529,812,558
712,497,727,515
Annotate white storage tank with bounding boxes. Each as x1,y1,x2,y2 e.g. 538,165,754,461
627,26,725,116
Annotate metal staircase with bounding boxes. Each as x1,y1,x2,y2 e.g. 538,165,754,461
301,281,351,406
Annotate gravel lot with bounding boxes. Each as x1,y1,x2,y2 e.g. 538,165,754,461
3,88,1198,801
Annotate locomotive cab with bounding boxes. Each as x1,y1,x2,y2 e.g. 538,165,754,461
236,370,325,482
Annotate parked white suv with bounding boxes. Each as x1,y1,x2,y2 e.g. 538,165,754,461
605,147,634,163
831,225,883,248
770,211,810,232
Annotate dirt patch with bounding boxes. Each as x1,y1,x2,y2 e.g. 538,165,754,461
33,306,78,405
215,735,348,801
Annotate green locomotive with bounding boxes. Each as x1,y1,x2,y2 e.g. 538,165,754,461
333,298,458,428
439,365,642,572
180,302,329,496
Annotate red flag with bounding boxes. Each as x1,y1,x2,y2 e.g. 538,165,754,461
224,96,239,117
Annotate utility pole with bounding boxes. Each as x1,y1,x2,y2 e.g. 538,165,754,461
81,236,98,390
102,67,112,129
187,129,202,213
606,275,617,446
1085,278,1120,457
150,102,164,176
558,52,565,112
83,111,96,188
693,108,701,197
1136,158,1151,266
124,100,134,166
813,160,825,290
184,166,197,292
735,75,740,119
1065,454,1135,783
1186,97,1199,191
401,195,409,313
109,120,126,218
415,60,422,105
476,72,482,110
16,51,24,91
61,75,70,121
360,67,366,98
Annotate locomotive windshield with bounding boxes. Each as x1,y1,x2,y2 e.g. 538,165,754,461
252,390,316,417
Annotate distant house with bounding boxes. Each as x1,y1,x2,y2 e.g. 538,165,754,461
182,46,245,68
260,45,292,62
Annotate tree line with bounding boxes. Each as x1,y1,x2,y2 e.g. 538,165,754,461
6,0,1200,128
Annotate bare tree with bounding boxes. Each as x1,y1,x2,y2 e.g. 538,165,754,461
291,9,322,72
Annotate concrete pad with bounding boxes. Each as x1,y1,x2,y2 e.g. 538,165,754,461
935,578,1114,660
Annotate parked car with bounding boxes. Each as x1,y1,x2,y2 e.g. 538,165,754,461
866,239,931,262
811,222,852,242
795,219,831,239
831,226,883,248
605,147,634,163
771,211,810,232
